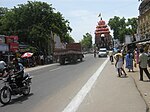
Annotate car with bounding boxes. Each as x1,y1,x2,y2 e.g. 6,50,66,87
98,48,107,57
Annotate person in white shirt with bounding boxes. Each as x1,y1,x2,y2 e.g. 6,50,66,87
139,48,150,81
0,60,7,76
115,50,127,77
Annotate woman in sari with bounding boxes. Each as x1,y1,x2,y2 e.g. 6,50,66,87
125,51,134,72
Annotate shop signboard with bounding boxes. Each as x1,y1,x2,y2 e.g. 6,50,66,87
6,36,18,44
125,35,132,44
10,36,18,42
6,36,14,43
0,44,9,51
9,42,19,52
0,35,5,44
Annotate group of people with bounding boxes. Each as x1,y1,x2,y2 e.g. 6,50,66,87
110,48,150,81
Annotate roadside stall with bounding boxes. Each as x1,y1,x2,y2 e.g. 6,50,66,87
21,52,34,67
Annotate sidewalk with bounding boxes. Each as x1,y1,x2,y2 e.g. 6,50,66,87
77,60,147,112
24,60,150,112
128,65,150,112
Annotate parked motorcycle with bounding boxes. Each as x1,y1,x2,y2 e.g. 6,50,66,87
0,69,32,105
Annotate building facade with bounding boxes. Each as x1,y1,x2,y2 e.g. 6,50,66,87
138,0,150,39
0,35,19,62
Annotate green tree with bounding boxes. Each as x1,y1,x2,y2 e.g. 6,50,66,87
0,1,72,54
126,18,138,35
0,7,8,34
51,11,72,42
80,33,92,51
108,16,126,43
108,16,138,43
108,16,121,39
63,33,74,43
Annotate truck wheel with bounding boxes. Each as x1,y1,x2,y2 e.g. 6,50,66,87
60,58,65,65
73,56,77,63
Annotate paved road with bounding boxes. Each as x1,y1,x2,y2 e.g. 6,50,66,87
0,54,146,112
0,54,106,112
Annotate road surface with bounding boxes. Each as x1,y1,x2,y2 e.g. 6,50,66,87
0,54,146,112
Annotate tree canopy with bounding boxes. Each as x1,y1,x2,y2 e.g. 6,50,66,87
80,33,93,51
108,16,137,43
0,1,73,53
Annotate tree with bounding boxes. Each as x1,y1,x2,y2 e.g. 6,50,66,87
63,33,74,43
108,16,121,39
0,1,72,54
80,33,92,51
108,16,126,43
51,11,72,42
108,16,138,43
126,18,138,35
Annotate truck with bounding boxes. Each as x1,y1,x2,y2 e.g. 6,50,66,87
54,43,84,65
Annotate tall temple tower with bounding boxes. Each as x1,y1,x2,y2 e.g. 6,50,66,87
95,16,112,50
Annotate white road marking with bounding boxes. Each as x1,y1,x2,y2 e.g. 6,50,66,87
49,67,61,72
62,58,109,112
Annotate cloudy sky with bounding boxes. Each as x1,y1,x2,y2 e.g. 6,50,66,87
0,0,141,42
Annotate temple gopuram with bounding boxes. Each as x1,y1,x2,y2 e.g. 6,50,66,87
95,17,112,50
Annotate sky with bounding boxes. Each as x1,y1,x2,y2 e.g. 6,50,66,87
0,0,141,42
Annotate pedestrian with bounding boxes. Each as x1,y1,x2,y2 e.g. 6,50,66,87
114,50,127,77
94,50,96,58
109,50,114,64
134,48,139,65
125,51,134,72
40,55,44,65
139,48,150,81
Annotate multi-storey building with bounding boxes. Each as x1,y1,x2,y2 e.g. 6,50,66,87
138,0,150,39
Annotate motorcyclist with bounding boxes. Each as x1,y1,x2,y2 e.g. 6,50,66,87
0,59,7,77
12,58,24,87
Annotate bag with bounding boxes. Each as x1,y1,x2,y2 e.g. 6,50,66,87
134,62,137,68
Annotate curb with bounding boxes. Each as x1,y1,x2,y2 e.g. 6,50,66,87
130,74,149,112
24,63,59,72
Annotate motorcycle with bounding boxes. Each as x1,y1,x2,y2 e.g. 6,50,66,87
0,69,32,105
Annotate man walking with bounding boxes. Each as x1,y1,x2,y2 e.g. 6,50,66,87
109,50,114,64
139,48,150,81
114,50,127,77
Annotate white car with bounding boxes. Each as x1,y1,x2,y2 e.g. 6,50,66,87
98,48,107,57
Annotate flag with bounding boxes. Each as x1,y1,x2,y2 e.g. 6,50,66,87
98,13,101,17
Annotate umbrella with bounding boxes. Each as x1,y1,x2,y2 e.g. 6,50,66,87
21,52,33,58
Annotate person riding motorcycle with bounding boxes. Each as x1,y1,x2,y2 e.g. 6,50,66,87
0,60,7,77
12,58,24,87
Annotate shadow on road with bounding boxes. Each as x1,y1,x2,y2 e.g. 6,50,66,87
57,60,85,66
0,93,34,107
